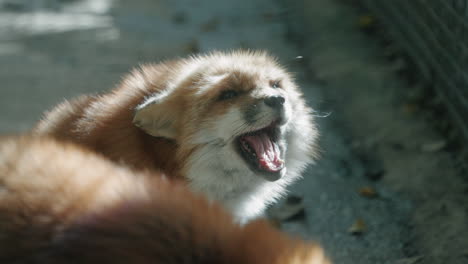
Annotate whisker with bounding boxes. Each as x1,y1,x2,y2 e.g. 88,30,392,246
311,110,332,118
226,113,271,142
230,113,269,136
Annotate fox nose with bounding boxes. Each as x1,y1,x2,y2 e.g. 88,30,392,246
264,96,285,109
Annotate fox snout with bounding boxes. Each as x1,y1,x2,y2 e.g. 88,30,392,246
244,95,288,126
264,95,285,110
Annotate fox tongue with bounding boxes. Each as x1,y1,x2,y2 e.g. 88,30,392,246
243,132,284,172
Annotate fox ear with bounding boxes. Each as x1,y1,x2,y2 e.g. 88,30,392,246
133,92,179,139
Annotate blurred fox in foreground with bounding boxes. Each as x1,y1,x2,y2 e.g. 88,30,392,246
0,136,330,264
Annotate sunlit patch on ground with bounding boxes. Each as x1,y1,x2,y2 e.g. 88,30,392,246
0,0,115,40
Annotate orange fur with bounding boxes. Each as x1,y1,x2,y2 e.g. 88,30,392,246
33,51,319,221
34,69,181,176
0,136,330,264
34,51,317,175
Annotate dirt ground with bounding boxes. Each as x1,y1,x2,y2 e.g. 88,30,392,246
0,0,466,263
288,0,468,263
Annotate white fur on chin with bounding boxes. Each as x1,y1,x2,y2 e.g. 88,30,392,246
186,99,315,223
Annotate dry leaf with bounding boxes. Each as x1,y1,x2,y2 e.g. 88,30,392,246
358,15,375,27
348,219,366,235
358,186,378,198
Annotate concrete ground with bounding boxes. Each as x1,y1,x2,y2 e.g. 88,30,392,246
1,0,466,263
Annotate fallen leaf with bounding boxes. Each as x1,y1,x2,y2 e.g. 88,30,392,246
358,15,375,27
358,186,378,198
348,219,366,235
421,140,447,152
396,256,423,264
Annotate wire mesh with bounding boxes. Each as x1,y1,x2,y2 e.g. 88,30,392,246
361,0,468,142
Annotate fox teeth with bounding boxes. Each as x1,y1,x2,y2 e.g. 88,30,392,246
241,139,255,156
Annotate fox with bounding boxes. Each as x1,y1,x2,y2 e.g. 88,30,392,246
34,51,319,223
0,136,330,264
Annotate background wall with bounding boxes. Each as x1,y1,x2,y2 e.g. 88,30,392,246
361,0,468,146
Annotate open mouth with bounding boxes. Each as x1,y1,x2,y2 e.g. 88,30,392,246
236,121,285,181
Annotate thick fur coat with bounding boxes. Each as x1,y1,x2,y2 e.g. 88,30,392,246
34,51,318,222
0,136,329,264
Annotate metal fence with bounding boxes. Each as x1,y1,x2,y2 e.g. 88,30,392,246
360,0,468,143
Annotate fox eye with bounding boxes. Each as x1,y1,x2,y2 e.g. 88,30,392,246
270,80,281,89
218,90,239,101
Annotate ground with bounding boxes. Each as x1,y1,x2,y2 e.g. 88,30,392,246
0,0,466,263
